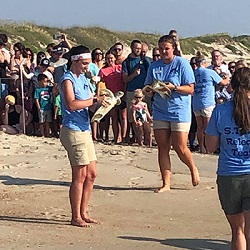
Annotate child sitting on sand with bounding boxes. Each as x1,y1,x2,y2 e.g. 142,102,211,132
131,89,152,147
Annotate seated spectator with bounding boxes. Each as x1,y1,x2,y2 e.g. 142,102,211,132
0,95,32,134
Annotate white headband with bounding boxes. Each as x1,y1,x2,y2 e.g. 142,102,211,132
71,53,91,61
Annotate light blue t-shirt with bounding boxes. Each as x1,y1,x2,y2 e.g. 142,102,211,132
193,67,222,111
60,71,91,131
144,56,195,122
86,62,99,94
205,101,250,176
122,56,151,92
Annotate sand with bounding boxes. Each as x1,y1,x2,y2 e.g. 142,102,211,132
0,133,231,250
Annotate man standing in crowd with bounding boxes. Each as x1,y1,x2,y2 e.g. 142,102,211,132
122,39,151,142
208,49,231,75
112,42,126,65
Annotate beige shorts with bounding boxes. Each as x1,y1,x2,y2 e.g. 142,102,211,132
153,120,191,132
60,126,97,166
193,105,215,118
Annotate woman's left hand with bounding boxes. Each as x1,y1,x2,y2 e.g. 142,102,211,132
159,82,176,91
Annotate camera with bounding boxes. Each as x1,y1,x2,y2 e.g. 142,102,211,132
53,34,62,40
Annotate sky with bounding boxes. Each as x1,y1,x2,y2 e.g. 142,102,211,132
1,0,250,38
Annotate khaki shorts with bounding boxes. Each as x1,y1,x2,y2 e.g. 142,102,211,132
60,126,97,166
217,174,250,215
193,106,215,118
153,120,191,132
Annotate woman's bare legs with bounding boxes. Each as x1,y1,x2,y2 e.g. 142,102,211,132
110,108,120,143
226,213,246,249
80,161,99,224
70,165,90,227
244,211,250,249
154,129,172,192
119,108,127,142
171,131,200,186
196,116,210,154
143,122,152,147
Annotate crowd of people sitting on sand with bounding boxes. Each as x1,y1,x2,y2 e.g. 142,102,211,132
0,30,248,153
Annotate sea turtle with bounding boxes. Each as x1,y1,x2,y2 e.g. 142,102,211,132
142,80,172,99
91,89,124,123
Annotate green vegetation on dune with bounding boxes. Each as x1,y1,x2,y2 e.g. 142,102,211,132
0,20,249,58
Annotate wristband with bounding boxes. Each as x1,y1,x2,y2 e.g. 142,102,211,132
173,85,178,91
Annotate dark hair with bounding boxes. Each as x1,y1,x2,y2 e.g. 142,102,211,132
91,47,103,62
36,51,46,65
25,48,34,63
190,56,196,65
37,73,48,82
113,42,123,49
158,35,176,49
69,45,90,57
67,45,90,70
131,39,141,48
14,42,27,57
169,29,178,35
0,34,8,44
231,67,250,135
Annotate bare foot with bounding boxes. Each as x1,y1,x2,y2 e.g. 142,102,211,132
82,216,101,224
191,167,200,186
154,185,170,193
71,219,93,228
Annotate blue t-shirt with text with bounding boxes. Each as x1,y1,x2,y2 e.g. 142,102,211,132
144,56,195,122
205,101,250,176
193,67,222,111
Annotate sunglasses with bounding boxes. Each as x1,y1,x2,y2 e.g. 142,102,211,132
135,96,143,99
95,52,103,55
153,54,160,57
114,48,122,51
229,66,235,69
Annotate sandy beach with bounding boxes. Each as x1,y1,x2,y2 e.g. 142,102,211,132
0,133,231,250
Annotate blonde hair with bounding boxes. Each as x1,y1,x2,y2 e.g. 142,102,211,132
133,89,144,97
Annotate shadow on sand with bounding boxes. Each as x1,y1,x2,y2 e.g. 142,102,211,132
0,175,189,191
0,215,69,225
118,236,230,250
0,175,69,186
